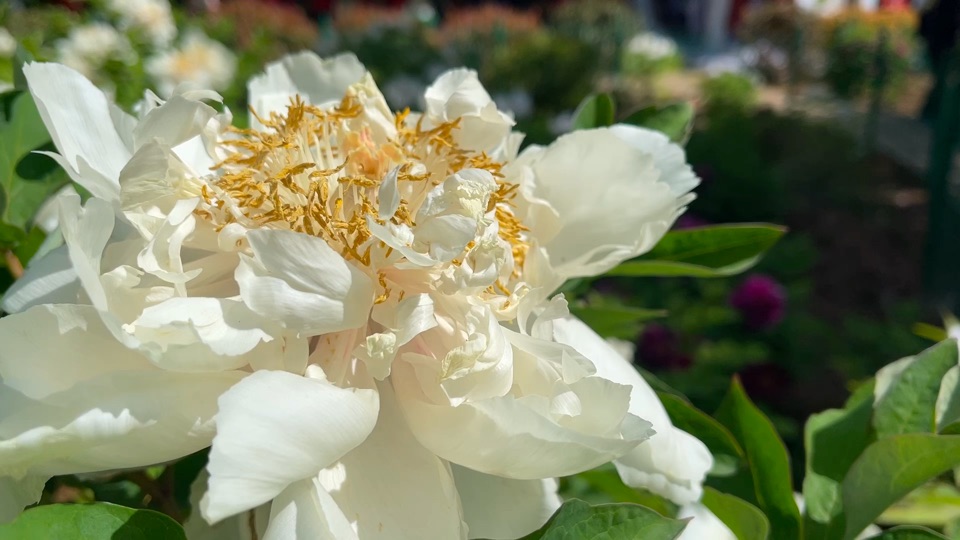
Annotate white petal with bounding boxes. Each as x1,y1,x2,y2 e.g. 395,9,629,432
316,383,466,539
609,125,700,197
201,371,379,523
0,475,46,524
262,477,358,540
453,465,560,540
392,358,650,479
127,297,275,372
424,69,513,152
248,52,366,125
522,128,684,278
133,94,220,151
0,369,244,478
24,63,132,201
378,166,401,218
236,229,374,335
119,141,199,216
0,245,78,313
137,197,202,286
0,304,152,399
677,502,736,540
552,317,712,505
58,192,115,311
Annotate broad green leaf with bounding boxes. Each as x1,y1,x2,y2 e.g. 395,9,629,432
622,102,695,143
842,434,960,540
609,224,786,279
0,91,67,232
864,525,949,539
520,499,687,540
605,258,761,278
701,487,770,540
879,482,960,528
937,366,960,433
569,305,665,339
714,378,801,540
658,392,745,460
801,382,876,540
0,503,186,540
572,93,615,131
874,340,959,438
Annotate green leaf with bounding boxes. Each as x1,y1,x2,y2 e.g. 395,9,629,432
714,377,801,540
0,503,186,540
701,487,770,540
937,366,960,433
878,482,960,528
658,392,745,460
572,93,615,131
569,305,666,340
864,525,949,539
842,434,960,540
609,224,786,279
0,91,67,233
622,102,695,143
606,258,761,278
520,499,687,540
801,382,875,540
874,339,959,438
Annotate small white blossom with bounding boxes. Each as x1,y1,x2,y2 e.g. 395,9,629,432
626,32,679,61
146,31,237,97
55,23,133,81
107,0,177,48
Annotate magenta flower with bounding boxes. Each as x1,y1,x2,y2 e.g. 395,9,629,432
730,274,786,330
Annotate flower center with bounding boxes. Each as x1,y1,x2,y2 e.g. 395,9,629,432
197,93,529,275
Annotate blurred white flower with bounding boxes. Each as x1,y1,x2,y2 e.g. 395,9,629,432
1,51,703,537
55,23,133,81
146,31,237,97
0,28,16,59
795,0,879,15
107,0,177,48
626,32,679,61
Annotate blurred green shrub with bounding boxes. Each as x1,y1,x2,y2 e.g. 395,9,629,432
549,0,642,72
821,8,918,100
701,73,758,119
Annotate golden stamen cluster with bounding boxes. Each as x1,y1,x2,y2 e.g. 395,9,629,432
198,95,530,276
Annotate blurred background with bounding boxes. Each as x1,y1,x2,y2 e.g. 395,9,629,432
0,0,955,485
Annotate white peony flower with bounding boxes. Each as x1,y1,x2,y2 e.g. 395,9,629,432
0,28,16,59
0,51,702,538
107,0,177,48
146,31,237,97
55,23,133,81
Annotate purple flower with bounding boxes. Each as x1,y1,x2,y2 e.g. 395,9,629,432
730,274,787,330
636,323,692,371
